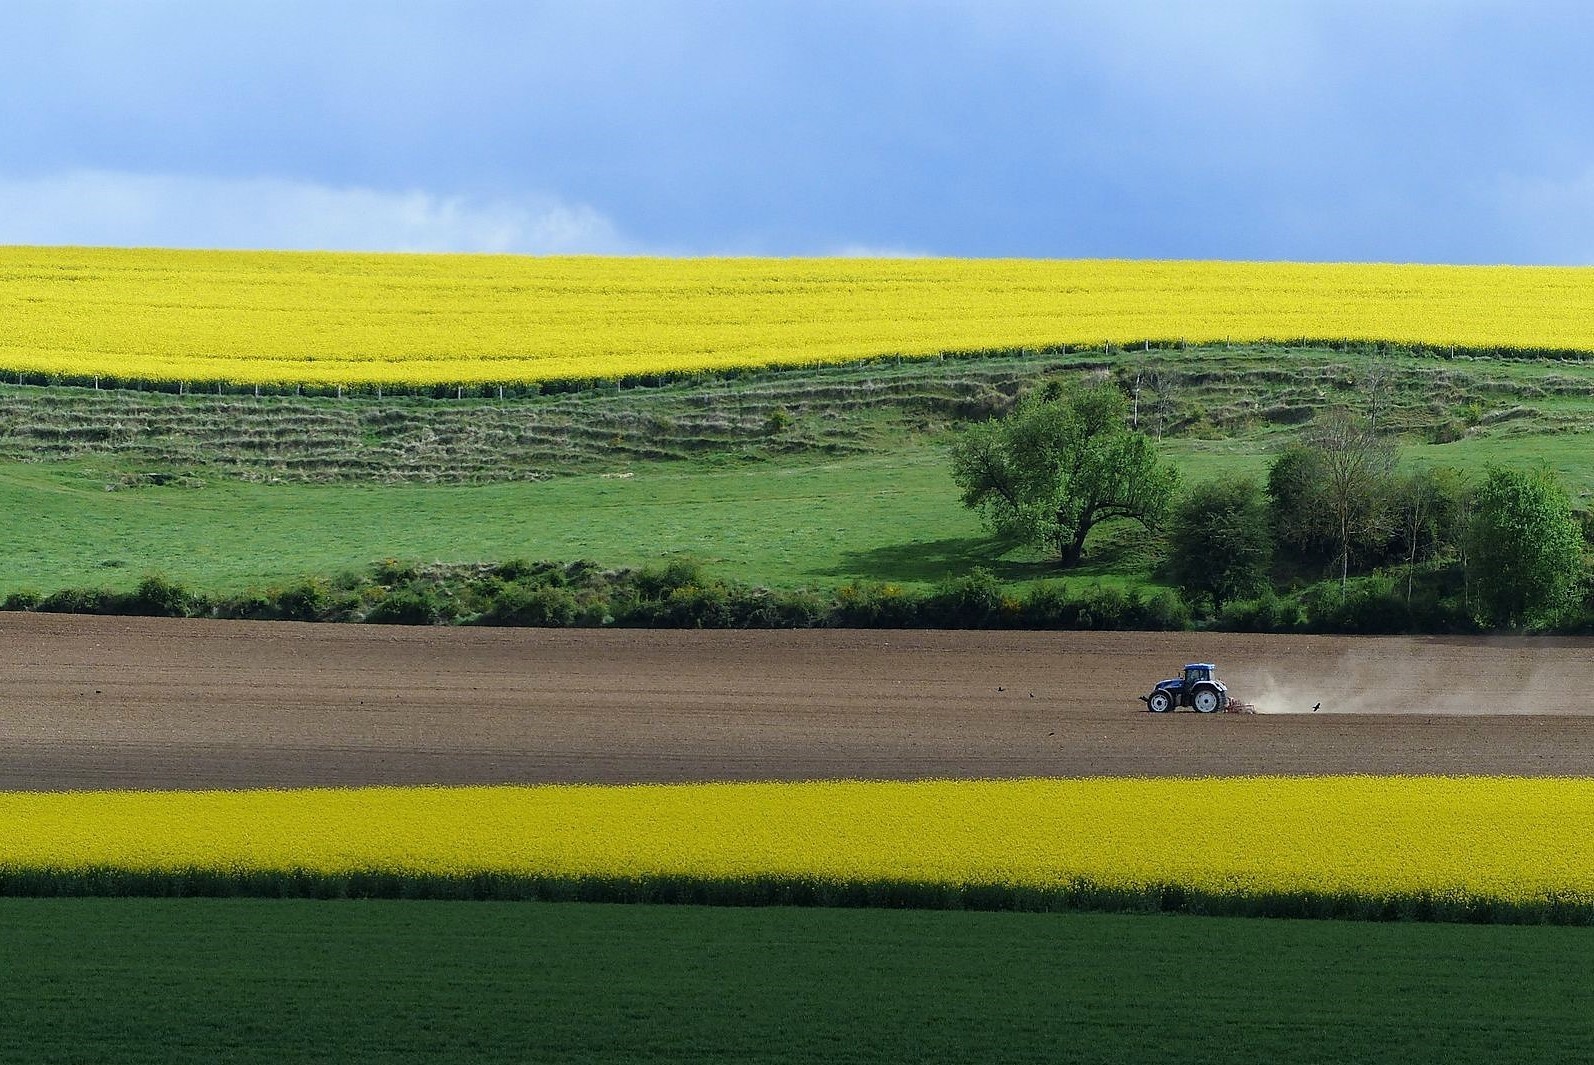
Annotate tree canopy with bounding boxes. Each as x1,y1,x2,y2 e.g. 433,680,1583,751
1167,477,1273,612
1266,414,1396,591
1469,466,1584,629
949,383,1178,566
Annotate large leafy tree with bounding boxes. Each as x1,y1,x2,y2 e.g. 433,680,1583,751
950,384,1178,567
1167,478,1273,612
1469,466,1584,629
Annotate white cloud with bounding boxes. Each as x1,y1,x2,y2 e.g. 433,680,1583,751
0,170,636,254
827,243,935,259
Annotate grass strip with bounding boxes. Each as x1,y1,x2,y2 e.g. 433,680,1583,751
1,867,1590,925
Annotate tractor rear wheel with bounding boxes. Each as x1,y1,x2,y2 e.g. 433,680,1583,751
1193,689,1221,713
1147,690,1174,713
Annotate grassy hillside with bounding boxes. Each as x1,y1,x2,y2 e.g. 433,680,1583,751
7,248,1594,387
1,344,1589,483
0,344,1589,596
7,900,1591,1065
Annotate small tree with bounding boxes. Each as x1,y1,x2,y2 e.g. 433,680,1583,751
1361,351,1395,434
1395,466,1468,604
1166,478,1273,613
1267,442,1332,564
1469,466,1584,629
1146,365,1178,440
1305,412,1397,594
950,384,1179,567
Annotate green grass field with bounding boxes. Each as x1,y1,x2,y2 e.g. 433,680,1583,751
0,437,1579,599
0,450,1000,593
0,345,1589,598
4,899,1590,1065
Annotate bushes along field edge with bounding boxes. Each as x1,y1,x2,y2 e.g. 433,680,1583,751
0,562,1191,633
3,555,1590,634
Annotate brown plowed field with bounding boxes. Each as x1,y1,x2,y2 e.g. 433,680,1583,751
3,612,1593,790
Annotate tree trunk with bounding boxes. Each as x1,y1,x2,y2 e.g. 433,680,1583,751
1340,514,1350,596
1058,520,1091,567
1407,527,1417,606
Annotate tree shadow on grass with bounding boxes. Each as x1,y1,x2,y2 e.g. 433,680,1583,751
815,523,1165,587
814,537,1060,585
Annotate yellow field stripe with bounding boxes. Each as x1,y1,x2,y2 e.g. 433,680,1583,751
4,249,1594,386
3,777,1590,904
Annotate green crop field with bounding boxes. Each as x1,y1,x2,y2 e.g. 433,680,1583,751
4,900,1590,1065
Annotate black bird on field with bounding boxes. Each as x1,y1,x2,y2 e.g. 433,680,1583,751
1312,702,1321,712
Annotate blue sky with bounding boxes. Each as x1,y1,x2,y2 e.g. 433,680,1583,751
4,0,1592,261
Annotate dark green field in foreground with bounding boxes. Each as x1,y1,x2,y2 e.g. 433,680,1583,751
4,900,1591,1065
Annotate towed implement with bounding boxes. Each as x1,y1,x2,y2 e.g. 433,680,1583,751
1140,663,1255,714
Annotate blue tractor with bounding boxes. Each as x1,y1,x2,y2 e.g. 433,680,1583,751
1141,663,1230,714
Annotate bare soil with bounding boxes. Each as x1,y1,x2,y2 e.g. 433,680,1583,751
4,613,1593,790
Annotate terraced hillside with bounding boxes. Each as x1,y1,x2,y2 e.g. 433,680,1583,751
1,345,1591,483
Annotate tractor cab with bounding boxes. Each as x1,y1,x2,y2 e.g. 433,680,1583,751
1141,662,1229,714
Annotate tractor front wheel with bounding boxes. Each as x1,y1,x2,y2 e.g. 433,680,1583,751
1147,690,1174,713
1193,689,1221,713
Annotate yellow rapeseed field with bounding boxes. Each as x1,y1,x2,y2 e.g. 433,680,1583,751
2,777,1591,908
3,247,1594,387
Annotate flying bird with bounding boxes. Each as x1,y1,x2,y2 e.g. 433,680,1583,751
1312,702,1321,712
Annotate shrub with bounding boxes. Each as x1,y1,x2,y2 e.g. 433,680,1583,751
1022,582,1189,631
365,590,445,626
831,581,921,627
37,587,116,614
1066,585,1135,630
1335,586,1416,634
1217,590,1303,633
1139,589,1192,631
2,590,41,611
372,558,420,585
925,568,1005,627
263,578,333,622
636,558,708,600
769,587,829,628
125,574,203,618
646,582,735,628
480,584,580,627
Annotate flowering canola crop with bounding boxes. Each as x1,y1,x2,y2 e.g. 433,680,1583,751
2,777,1591,914
5,248,1594,388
